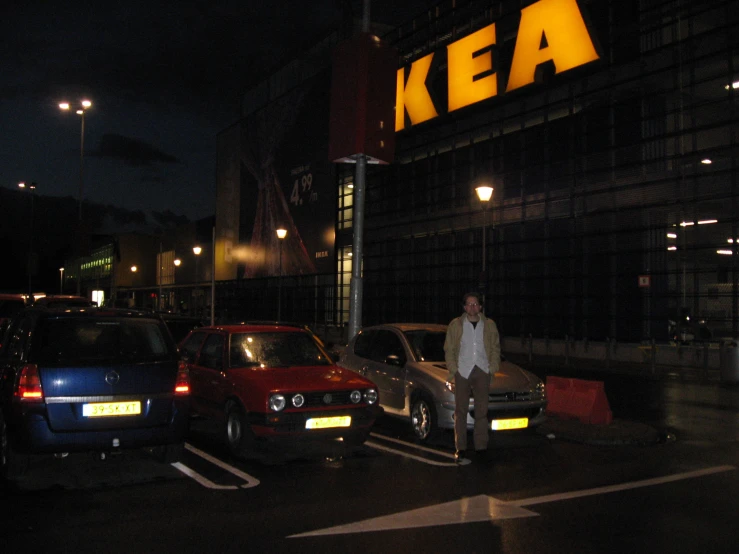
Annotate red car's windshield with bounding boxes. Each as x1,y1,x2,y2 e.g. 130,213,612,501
229,332,331,368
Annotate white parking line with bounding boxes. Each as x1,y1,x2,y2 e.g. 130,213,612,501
171,443,260,489
509,465,737,507
171,462,239,490
366,433,470,466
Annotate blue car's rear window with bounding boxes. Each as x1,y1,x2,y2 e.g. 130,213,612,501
30,317,174,364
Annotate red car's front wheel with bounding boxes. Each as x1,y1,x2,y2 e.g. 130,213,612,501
225,404,255,459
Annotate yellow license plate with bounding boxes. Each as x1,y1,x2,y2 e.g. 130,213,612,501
83,401,141,417
305,416,352,429
490,417,528,431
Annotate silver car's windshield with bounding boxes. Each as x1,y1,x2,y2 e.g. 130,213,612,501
403,330,446,362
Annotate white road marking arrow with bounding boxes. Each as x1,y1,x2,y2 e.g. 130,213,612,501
288,465,736,538
288,495,538,537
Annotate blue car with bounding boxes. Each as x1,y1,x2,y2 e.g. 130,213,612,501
0,307,190,483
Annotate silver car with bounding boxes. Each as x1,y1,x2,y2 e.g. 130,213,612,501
338,323,547,441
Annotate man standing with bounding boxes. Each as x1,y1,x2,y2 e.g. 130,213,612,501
443,292,500,462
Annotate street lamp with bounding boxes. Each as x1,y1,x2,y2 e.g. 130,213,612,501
475,185,494,300
59,267,65,294
59,100,91,223
18,182,37,296
276,228,287,320
60,99,91,295
193,246,202,283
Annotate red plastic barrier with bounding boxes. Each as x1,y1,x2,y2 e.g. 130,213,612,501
545,376,613,425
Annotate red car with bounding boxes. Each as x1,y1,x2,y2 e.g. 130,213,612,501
179,324,382,458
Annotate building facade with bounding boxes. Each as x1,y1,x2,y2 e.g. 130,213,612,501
219,0,739,343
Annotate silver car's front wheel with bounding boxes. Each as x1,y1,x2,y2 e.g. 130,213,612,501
411,396,437,442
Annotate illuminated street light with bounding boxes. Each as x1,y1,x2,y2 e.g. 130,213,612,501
193,245,202,283
475,186,494,301
174,258,182,267
276,228,287,320
59,99,92,222
60,99,92,295
18,181,37,296
59,267,65,294
130,265,137,272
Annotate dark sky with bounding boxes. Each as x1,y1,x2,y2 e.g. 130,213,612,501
0,0,434,221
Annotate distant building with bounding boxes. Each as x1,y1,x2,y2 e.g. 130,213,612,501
66,216,214,314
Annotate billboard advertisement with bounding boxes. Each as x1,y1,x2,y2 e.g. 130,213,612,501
237,67,335,278
215,123,241,281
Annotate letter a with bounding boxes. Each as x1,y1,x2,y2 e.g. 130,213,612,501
506,0,599,93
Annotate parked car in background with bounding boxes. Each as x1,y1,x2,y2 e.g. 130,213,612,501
338,323,547,442
0,307,190,484
33,295,95,309
158,312,207,344
179,323,382,459
0,294,26,340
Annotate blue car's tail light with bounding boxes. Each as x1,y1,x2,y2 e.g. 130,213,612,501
174,362,190,395
15,364,43,402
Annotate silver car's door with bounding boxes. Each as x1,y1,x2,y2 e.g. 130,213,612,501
364,329,407,411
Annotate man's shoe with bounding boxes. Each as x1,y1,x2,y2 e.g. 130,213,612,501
454,450,465,463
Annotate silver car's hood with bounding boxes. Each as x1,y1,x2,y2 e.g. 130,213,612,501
493,361,537,392
417,361,537,392
418,362,449,381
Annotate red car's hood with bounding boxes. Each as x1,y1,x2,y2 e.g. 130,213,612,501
232,364,374,393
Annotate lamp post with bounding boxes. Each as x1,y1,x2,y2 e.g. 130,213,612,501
475,185,494,301
276,228,287,320
18,182,37,297
59,100,92,222
193,246,202,283
59,267,65,294
172,258,182,312
129,266,138,308
192,245,202,318
60,99,92,295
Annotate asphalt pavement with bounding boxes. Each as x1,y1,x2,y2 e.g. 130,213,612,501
535,416,663,446
509,354,738,447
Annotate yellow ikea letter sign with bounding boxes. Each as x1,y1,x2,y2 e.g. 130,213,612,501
447,23,497,113
395,0,599,131
396,53,438,131
506,0,599,92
